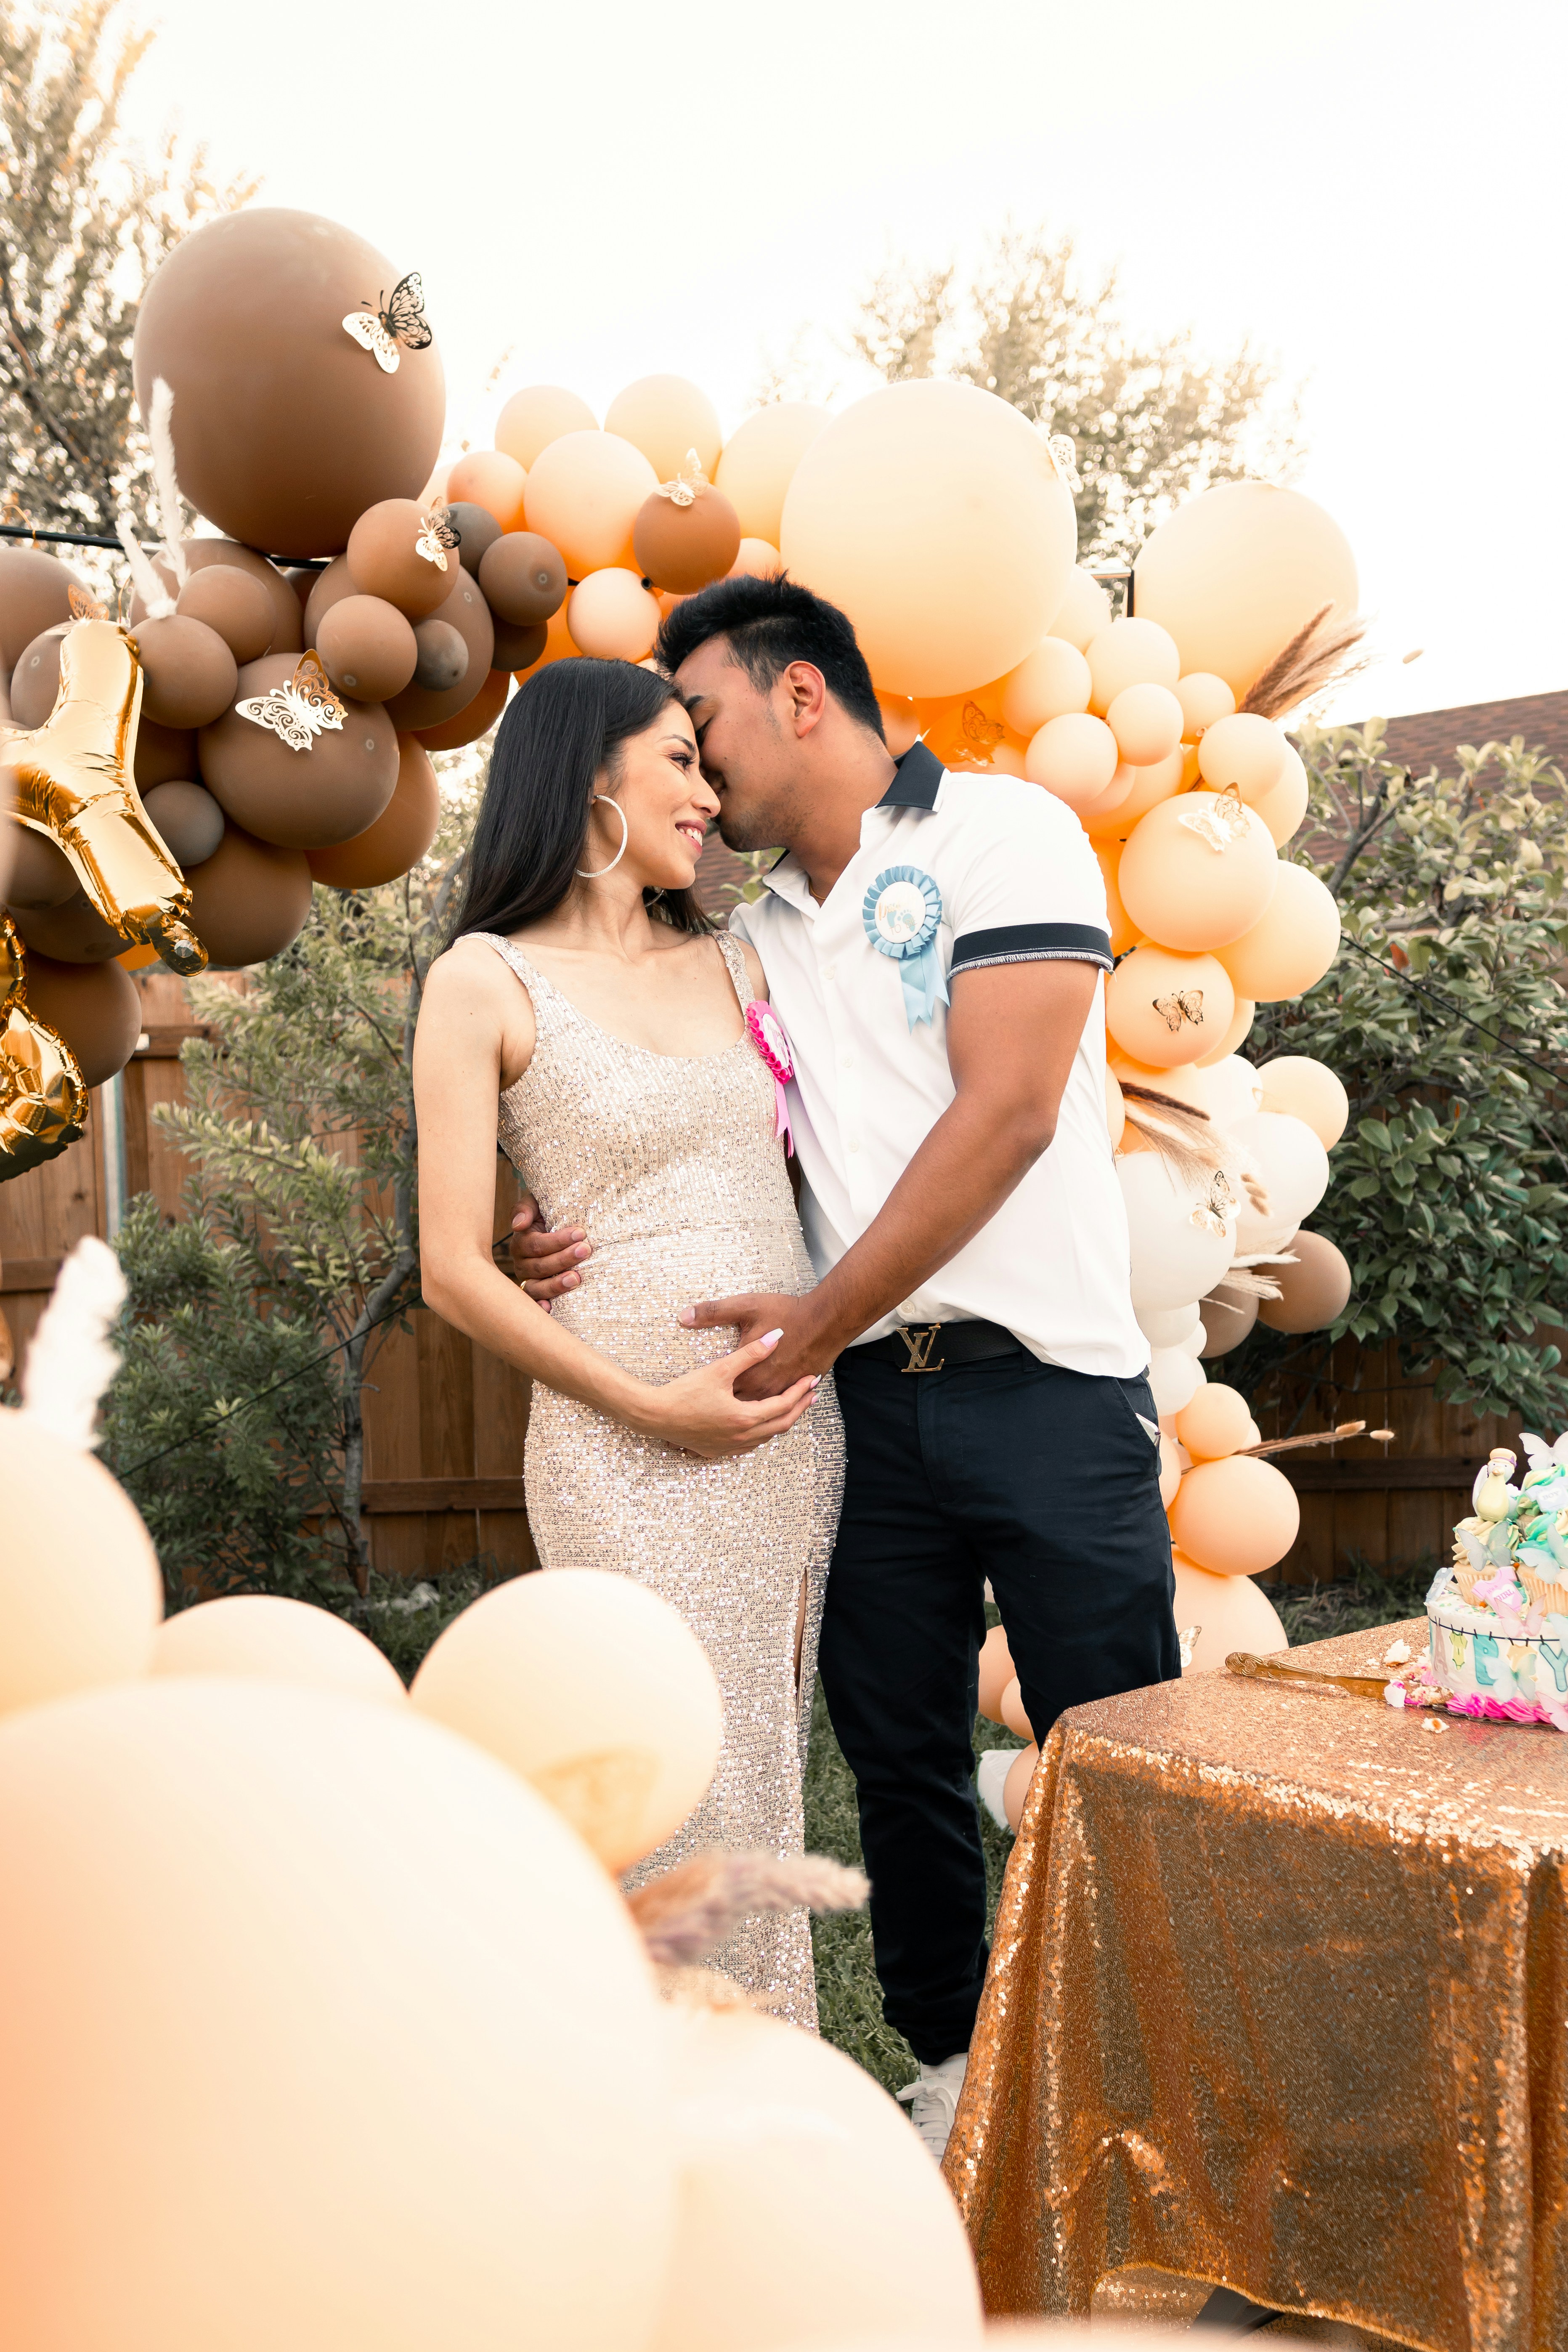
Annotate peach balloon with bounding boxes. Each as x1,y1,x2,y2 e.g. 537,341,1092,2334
0,1678,674,2352
1110,1053,1212,1114
411,1566,722,1873
1194,995,1256,1066
977,1622,1016,1722
1001,637,1092,737
151,1594,406,1705
1117,794,1279,952
1026,711,1119,810
1084,746,1186,841
566,568,661,661
1003,1742,1040,1833
876,693,922,756
1217,862,1341,1001
0,1410,162,1720
1173,1554,1289,1671
1106,944,1236,1070
1094,839,1138,955
729,536,782,578
605,374,722,485
1197,711,1288,803
1131,482,1359,701
1251,742,1311,846
1106,681,1184,767
1085,618,1181,714
1175,672,1236,738
1104,1068,1126,1148
986,743,1027,777
517,603,581,676
779,378,1076,698
493,383,598,469
1000,1677,1034,1741
1257,1054,1349,1148
1175,1382,1255,1462
523,430,658,579
1258,1229,1353,1333
713,402,831,546
444,449,528,533
1158,1432,1181,1507
1170,1453,1300,1576
1046,566,1113,651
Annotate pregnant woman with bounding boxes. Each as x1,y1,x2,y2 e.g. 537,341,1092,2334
414,657,844,2025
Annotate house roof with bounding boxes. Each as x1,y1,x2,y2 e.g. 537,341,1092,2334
1350,689,1568,776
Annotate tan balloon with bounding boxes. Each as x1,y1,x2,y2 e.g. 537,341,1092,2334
649,2006,982,2352
1198,1278,1260,1358
605,374,722,484
976,1622,1015,1721
444,448,528,532
494,384,599,469
413,667,510,751
307,736,440,889
479,531,569,625
383,569,495,733
1106,681,1184,767
1003,1741,1040,1832
1169,1454,1300,1576
567,568,661,661
1258,1229,1353,1333
6,826,77,908
410,1566,723,1872
200,657,399,848
149,541,303,657
524,430,660,579
713,402,831,545
141,782,224,871
780,379,1076,698
1257,1053,1349,1148
1131,482,1359,700
1046,566,1113,651
0,1410,162,1719
1117,794,1279,952
1175,1381,1254,1461
1085,618,1181,714
0,545,81,671
1083,746,1186,841
127,615,238,730
1172,1553,1289,1670
174,565,275,664
20,952,141,1086
346,499,459,622
302,554,358,644
1001,637,1092,736
1025,711,1119,810
1106,944,1235,1070
315,594,418,701
184,822,312,967
8,623,68,727
1251,741,1310,846
1197,711,1287,802
151,1594,406,1704
0,1677,675,2352
1216,862,1341,1001
1175,671,1236,739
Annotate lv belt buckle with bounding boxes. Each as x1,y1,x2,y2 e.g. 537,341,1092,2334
897,1323,945,1373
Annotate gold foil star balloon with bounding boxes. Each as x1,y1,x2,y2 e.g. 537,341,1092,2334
0,914,87,1173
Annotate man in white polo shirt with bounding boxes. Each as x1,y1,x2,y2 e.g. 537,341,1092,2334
512,574,1178,2156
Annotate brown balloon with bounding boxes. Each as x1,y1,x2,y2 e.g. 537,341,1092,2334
1199,1280,1260,1358
346,499,456,621
414,667,510,751
199,655,399,848
20,951,142,1087
0,547,82,672
306,736,440,889
9,626,67,728
490,618,547,672
284,567,316,613
1257,1230,1353,1334
175,565,275,663
385,570,494,733
411,618,468,693
128,614,238,729
632,485,742,595
141,780,226,870
478,533,568,625
315,595,418,701
302,554,359,646
9,890,124,965
132,208,445,557
184,820,313,968
446,501,502,576
132,541,303,657
6,828,78,910
134,717,198,792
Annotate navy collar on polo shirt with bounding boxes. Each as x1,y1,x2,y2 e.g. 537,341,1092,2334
878,739,943,812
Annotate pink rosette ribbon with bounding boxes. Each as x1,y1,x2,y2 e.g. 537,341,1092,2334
745,1001,795,1156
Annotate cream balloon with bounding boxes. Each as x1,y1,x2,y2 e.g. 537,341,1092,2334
1175,1382,1254,1461
649,2005,983,2352
1119,1151,1236,1314
1105,944,1235,1070
1257,1054,1349,1148
1085,618,1181,714
1046,567,1113,651
1117,794,1279,953
1003,1742,1040,1832
1170,1454,1300,1577
1231,1110,1331,1256
1196,711,1288,802
1149,1345,1202,1417
1131,482,1359,701
1198,1280,1260,1358
1025,711,1119,810
713,402,831,546
0,1410,162,1720
567,568,662,660
1175,672,1236,739
1217,862,1341,1001
1136,1302,1201,1349
779,379,1076,698
605,375,722,484
523,430,659,579
1106,681,1184,767
411,1566,723,1872
1001,637,1092,736
1173,1554,1289,1671
1196,1052,1262,1130
495,385,599,469
1251,741,1311,846
151,1594,406,1706
729,536,783,579
0,1678,673,2352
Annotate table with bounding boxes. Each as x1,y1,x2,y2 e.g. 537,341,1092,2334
945,1619,1568,2352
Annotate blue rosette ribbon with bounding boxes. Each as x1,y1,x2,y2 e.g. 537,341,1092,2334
862,865,949,1031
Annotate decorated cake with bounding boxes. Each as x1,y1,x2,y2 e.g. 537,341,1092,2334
1393,1436,1568,1727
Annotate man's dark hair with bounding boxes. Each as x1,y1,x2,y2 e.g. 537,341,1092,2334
655,571,886,739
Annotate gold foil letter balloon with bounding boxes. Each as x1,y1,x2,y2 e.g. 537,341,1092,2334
0,916,87,1172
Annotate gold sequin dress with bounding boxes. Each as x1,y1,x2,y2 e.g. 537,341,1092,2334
478,932,845,2026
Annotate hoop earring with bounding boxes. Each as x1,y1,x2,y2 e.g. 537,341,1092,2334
576,794,629,879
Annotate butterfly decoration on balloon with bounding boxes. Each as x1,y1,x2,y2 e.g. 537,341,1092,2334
236,652,347,752
341,273,433,375
414,507,459,571
1153,989,1206,1033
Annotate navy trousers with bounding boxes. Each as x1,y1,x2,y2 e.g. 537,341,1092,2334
817,1345,1179,2063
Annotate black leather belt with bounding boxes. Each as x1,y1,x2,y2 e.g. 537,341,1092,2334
855,1319,1024,1374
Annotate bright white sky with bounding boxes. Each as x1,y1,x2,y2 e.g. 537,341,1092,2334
120,0,1565,728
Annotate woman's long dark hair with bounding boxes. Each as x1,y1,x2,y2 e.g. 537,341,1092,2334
448,658,714,943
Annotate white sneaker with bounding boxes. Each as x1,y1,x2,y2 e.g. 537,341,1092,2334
976,1747,1012,1832
895,2049,968,2163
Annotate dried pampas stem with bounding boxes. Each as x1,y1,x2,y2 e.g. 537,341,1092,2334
627,1848,869,1968
1240,602,1369,721
1120,1084,1231,1188
148,378,188,591
19,1235,126,1450
115,516,175,619
1210,1266,1286,1303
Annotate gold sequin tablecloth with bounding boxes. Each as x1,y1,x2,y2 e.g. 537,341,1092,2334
945,1619,1568,2352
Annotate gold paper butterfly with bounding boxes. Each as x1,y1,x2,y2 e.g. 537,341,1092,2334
1153,988,1206,1032
1188,1168,1238,1239
67,584,108,621
1177,784,1247,853
235,651,346,753
342,272,433,374
960,700,1005,749
1047,433,1082,492
415,506,459,570
654,450,708,510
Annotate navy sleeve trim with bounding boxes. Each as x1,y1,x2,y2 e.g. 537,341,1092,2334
950,922,1113,977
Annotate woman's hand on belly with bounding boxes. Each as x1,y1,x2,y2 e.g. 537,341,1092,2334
631,1328,820,1460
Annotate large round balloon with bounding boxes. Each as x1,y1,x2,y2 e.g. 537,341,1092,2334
1173,1553,1289,1671
1257,1229,1353,1333
0,1677,674,2352
1131,483,1359,702
9,891,122,964
493,383,598,469
200,656,399,847
184,822,312,967
1256,1053,1349,1149
413,666,509,751
779,379,1077,698
1170,1454,1300,1576
307,735,439,888
1216,861,1342,1002
133,209,446,557
135,540,302,657
0,547,81,673
151,1595,406,1705
1119,1151,1236,1314
1230,1109,1331,1256
1117,793,1279,952
524,431,659,579
20,953,141,1086
604,374,722,484
713,402,830,546
0,1411,162,1720
1106,944,1235,1070
141,780,226,869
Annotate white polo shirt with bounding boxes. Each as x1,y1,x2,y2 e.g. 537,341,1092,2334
730,741,1147,1378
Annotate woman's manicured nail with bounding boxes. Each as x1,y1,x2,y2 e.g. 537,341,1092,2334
762,1327,783,1347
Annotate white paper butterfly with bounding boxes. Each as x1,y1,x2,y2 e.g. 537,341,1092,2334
415,507,459,571
1178,785,1248,854
235,652,346,754
342,273,432,375
654,450,709,510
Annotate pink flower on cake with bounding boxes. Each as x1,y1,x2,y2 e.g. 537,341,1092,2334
744,1001,795,1155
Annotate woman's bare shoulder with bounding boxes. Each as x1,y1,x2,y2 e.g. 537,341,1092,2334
424,933,522,1003
734,934,769,1002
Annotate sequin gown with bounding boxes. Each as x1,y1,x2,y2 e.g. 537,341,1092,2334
477,932,845,2026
